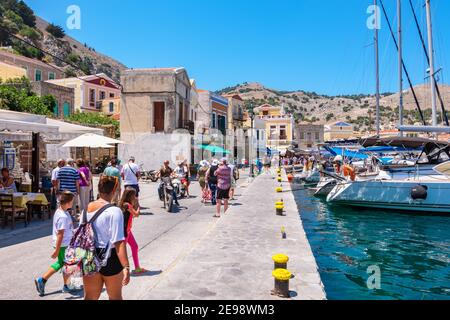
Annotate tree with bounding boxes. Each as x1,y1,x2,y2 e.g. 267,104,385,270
46,23,65,38
67,112,120,138
15,0,36,27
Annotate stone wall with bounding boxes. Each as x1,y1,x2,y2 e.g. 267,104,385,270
119,131,192,170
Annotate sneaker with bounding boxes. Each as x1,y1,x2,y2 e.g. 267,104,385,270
132,268,148,275
34,278,45,297
62,284,77,294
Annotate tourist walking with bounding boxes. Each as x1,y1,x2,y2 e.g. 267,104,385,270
77,159,91,214
119,188,148,275
228,161,239,201
51,159,66,211
103,158,122,204
197,160,210,203
83,176,130,300
121,156,141,206
206,159,219,206
34,191,76,297
174,160,189,198
1,168,17,192
213,158,231,218
56,158,80,213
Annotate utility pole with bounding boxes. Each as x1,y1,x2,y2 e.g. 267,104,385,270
425,0,438,133
375,0,381,137
398,0,404,137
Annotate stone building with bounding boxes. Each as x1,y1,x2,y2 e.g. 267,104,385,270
47,73,121,114
0,61,27,80
31,81,75,119
0,49,63,81
324,121,355,141
119,68,193,169
254,104,294,153
296,123,324,150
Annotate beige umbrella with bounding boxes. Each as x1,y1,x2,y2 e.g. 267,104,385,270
63,133,122,164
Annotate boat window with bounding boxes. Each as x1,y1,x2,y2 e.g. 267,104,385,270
416,152,429,164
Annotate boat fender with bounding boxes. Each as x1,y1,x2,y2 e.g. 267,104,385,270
411,185,428,200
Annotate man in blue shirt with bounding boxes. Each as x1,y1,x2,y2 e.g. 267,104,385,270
57,158,80,213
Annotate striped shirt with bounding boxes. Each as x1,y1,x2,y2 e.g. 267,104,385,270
57,166,80,193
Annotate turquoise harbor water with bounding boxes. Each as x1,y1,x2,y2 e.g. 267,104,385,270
293,186,450,300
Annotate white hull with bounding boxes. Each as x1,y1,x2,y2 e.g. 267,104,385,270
327,177,450,213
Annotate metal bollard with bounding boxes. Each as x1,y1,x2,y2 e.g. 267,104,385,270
272,254,289,270
271,269,292,298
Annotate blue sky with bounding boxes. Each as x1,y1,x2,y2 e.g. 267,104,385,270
25,0,450,95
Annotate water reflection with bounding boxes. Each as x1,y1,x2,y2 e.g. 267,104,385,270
293,185,450,300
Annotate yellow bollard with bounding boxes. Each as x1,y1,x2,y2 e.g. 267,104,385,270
275,200,284,215
276,186,283,193
271,269,292,298
272,254,289,269
277,177,282,183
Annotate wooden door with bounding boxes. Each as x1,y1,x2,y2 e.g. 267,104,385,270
154,102,165,132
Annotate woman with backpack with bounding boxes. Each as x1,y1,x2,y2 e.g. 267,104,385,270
119,187,148,275
205,159,219,206
83,176,130,300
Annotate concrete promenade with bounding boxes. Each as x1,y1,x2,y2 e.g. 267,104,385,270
0,169,325,300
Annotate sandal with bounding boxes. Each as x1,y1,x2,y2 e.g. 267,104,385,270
212,215,220,218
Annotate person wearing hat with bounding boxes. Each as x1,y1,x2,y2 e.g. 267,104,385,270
198,160,210,203
205,159,219,206
121,156,141,206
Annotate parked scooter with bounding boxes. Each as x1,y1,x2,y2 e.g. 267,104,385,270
140,164,159,182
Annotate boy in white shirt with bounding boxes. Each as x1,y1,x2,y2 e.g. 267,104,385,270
35,191,75,297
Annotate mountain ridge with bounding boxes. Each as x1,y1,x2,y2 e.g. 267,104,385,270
217,82,450,132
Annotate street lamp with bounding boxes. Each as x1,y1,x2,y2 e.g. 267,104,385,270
249,104,255,178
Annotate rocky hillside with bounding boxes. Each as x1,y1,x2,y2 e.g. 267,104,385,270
217,82,450,132
0,0,126,82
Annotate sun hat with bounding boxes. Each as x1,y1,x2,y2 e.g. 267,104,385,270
212,159,219,166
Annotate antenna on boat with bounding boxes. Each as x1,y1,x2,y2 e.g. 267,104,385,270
398,0,404,137
375,0,381,138
425,0,438,136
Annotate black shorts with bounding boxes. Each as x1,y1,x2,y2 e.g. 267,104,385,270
96,248,123,277
217,188,230,200
125,184,140,198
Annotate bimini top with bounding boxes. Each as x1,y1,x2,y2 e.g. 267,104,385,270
360,136,450,164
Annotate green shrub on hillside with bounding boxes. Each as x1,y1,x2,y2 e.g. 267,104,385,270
46,23,65,38
67,112,120,138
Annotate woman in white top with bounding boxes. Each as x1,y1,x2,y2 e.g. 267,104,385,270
83,176,130,300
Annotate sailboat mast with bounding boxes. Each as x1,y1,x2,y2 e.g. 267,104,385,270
398,0,404,137
375,0,380,137
425,0,438,130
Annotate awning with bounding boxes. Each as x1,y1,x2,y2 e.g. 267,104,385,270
45,118,105,141
0,118,59,134
197,144,231,154
63,133,123,148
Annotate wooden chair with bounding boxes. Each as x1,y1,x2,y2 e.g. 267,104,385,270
0,194,28,230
